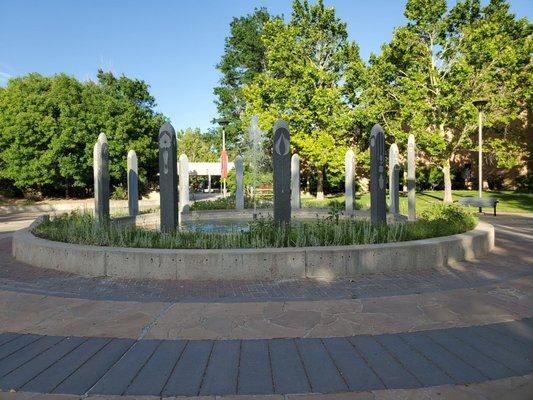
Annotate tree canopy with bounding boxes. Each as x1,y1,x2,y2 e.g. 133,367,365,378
176,128,218,162
241,0,365,197
361,0,531,201
0,70,165,197
213,8,275,146
213,0,530,198
1,0,530,200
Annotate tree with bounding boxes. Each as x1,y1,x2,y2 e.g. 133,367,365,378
213,8,275,145
0,70,165,197
176,128,218,162
0,73,84,194
242,0,364,198
362,0,531,202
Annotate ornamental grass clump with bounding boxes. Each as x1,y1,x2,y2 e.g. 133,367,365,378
34,204,476,249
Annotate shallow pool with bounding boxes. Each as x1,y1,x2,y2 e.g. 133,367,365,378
180,219,250,233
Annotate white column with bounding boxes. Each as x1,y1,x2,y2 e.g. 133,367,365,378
407,134,416,221
291,153,300,210
179,154,189,214
345,149,355,214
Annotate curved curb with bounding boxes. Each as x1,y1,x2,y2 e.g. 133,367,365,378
12,217,494,281
1,375,532,400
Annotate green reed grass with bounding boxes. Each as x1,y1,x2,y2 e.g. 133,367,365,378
34,204,476,250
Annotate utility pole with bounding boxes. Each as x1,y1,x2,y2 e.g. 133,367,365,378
473,99,488,198
217,119,229,198
222,127,226,197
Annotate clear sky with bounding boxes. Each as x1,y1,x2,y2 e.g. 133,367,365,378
1,1,531,133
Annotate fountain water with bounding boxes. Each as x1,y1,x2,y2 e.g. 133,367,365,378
249,115,265,219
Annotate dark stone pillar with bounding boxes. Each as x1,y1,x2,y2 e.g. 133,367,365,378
370,124,386,225
273,120,291,224
159,122,178,232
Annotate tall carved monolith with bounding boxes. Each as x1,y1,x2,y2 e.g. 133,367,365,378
345,149,355,214
291,153,300,210
127,149,138,217
370,124,386,225
159,122,178,232
407,134,416,221
235,155,244,210
389,143,400,215
179,153,189,215
93,132,110,224
273,120,291,224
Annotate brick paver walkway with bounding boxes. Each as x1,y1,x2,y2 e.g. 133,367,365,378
0,214,531,303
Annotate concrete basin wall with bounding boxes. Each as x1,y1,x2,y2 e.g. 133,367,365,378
12,217,494,281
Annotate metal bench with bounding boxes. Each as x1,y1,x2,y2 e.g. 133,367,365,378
457,197,499,216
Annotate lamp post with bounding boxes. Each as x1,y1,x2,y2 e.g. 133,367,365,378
217,119,229,197
473,99,488,198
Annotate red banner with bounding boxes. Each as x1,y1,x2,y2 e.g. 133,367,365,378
220,150,228,178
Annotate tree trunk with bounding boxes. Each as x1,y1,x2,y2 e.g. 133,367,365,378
442,158,453,203
316,168,324,200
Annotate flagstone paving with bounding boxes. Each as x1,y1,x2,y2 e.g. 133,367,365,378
0,212,531,398
0,276,531,340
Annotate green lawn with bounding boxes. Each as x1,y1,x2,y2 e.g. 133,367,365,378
2,190,530,214
301,190,533,214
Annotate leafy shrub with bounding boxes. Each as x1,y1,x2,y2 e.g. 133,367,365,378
190,196,235,210
515,174,533,192
403,204,477,240
111,185,128,200
22,188,43,202
189,195,271,211
416,166,445,191
451,166,468,190
419,203,471,222
487,174,504,190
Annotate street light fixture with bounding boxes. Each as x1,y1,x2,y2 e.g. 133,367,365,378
472,99,488,198
217,119,229,197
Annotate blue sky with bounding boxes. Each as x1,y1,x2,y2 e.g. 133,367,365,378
1,1,531,133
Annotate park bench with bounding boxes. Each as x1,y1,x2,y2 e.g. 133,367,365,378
457,197,499,216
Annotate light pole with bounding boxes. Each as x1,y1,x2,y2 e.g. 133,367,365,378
217,119,229,197
473,99,488,198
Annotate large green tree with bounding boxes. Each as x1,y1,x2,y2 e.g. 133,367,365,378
362,0,531,202
213,8,275,145
0,70,165,197
243,0,365,198
176,128,218,162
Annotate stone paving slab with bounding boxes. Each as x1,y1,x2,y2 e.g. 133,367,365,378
0,320,531,397
1,274,531,340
